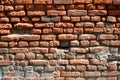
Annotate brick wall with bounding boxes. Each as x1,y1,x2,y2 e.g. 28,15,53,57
0,0,120,80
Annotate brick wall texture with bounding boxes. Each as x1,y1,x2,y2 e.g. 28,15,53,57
0,0,120,80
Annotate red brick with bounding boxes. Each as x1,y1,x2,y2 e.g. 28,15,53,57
90,40,99,46
99,34,118,40
18,41,28,47
87,65,97,71
94,0,112,4
81,16,90,21
0,42,8,48
61,71,80,77
66,77,75,80
80,40,89,47
88,10,107,16
53,28,63,34
91,16,101,22
79,34,96,40
15,5,24,10
110,40,120,46
86,4,96,10
2,0,14,4
58,34,77,40
26,5,45,11
90,59,101,65
66,5,75,10
42,28,52,34
29,41,39,47
59,60,68,65
8,11,25,16
84,28,94,33
15,53,25,60
66,65,76,71
76,65,86,71
39,41,49,47
34,0,52,4
76,5,85,10
0,18,9,22
34,23,54,28
54,0,73,4
9,48,28,54
27,11,45,16
76,23,84,27
25,52,35,60
76,78,85,80
67,10,87,16
50,41,59,47
93,28,104,33
14,23,33,29
71,17,80,22
64,28,73,34
21,17,30,23
36,54,44,59
0,30,10,35
70,48,88,54
15,0,32,4
16,61,28,66
9,42,17,48
29,48,48,54
41,35,56,41
108,65,117,70
1,35,19,41
55,23,73,28
0,60,13,66
102,71,120,77
29,60,48,66
49,60,57,66
98,66,107,70
86,54,94,59
73,0,84,4
0,24,12,29
47,10,66,16
56,5,65,10
70,59,89,65
32,18,40,22
44,54,54,59
45,5,55,10
32,29,41,34
0,12,5,17
82,72,101,77
97,5,106,10
11,18,20,22
20,35,40,41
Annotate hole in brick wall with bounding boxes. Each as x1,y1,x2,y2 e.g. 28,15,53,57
12,29,32,34
58,41,70,49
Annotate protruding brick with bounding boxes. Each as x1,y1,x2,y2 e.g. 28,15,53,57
79,34,96,40
47,10,66,16
88,10,107,16
14,23,33,29
70,48,88,54
41,35,56,41
34,23,54,28
29,48,48,54
99,34,118,40
107,16,116,22
26,52,35,60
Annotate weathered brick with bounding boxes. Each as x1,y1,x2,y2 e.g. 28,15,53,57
110,40,120,46
15,5,24,10
27,11,45,16
20,35,40,41
8,11,25,16
32,29,41,35
107,16,116,22
9,48,28,54
29,60,48,66
14,23,33,29
70,59,89,65
73,0,84,4
102,71,120,77
34,0,52,4
2,0,14,4
94,0,112,4
0,18,9,22
108,10,120,16
0,30,10,35
0,60,13,66
99,34,118,40
113,0,120,5
29,48,48,54
70,40,79,47
40,41,49,47
61,71,80,77
82,72,101,77
58,34,77,40
47,10,66,16
9,42,17,48
15,0,33,4
55,23,73,28
67,10,87,16
15,53,25,60
70,48,88,54
50,41,60,47
16,61,28,66
90,59,101,65
54,0,73,4
76,65,86,71
42,29,52,34
79,34,96,40
29,41,39,47
1,35,19,41
53,28,63,34
0,42,8,48
88,10,107,16
25,52,35,60
18,41,28,47
34,23,54,28
86,4,96,10
41,35,56,41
